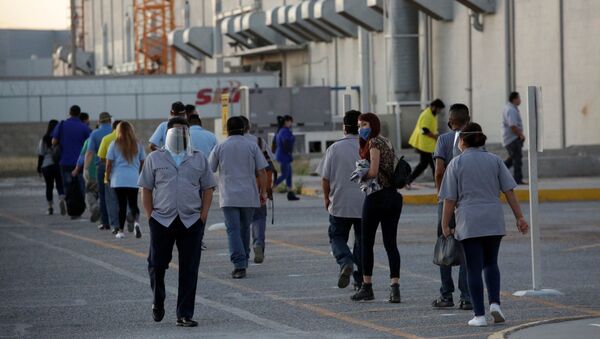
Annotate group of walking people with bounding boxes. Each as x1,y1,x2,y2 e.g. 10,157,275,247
322,100,529,327
38,100,301,327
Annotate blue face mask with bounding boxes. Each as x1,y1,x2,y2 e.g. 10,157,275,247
359,127,371,141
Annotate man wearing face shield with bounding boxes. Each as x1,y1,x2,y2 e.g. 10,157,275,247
138,117,216,327
431,103,472,311
208,116,269,279
148,101,187,151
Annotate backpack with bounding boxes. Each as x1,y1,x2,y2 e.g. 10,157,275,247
257,137,276,200
393,156,412,189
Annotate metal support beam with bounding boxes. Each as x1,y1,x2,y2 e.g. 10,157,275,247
168,29,204,60
301,1,342,38
287,3,332,42
221,16,254,49
335,0,383,32
456,0,496,14
313,0,357,38
266,6,306,44
407,0,454,21
182,26,214,57
240,11,285,46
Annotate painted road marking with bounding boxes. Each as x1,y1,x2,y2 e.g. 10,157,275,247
565,243,600,252
4,230,308,337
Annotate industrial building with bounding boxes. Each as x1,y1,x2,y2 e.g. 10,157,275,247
4,0,599,151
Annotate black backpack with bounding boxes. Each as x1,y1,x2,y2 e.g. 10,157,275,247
393,156,412,189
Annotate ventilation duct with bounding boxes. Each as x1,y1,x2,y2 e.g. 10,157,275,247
335,0,383,32
313,0,357,38
406,0,454,21
266,6,306,44
221,16,254,49
182,27,215,57
285,4,332,42
240,11,285,46
168,29,204,60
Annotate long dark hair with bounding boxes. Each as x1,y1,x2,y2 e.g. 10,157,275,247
43,119,59,148
358,113,381,160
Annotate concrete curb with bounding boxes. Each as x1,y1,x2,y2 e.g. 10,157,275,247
487,315,594,339
300,187,600,205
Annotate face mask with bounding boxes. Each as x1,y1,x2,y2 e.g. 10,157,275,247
359,127,371,141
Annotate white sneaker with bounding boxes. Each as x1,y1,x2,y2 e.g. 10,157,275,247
134,222,142,239
115,231,125,239
468,316,488,327
490,303,506,323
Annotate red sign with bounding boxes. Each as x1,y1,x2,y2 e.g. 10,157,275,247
195,80,242,106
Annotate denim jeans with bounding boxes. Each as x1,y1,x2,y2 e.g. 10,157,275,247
251,205,267,249
329,215,362,284
223,207,255,269
437,202,470,301
97,163,109,225
105,185,120,229
504,139,523,183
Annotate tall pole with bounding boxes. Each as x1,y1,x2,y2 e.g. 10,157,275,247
70,0,77,75
527,86,542,290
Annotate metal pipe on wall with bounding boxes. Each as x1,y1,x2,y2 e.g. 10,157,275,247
359,27,371,113
467,10,473,117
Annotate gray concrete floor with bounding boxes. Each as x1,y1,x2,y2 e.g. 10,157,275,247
0,177,599,338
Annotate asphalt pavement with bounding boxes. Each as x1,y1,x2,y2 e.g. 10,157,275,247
0,177,599,339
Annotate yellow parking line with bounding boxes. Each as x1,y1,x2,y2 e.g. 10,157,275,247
564,243,600,252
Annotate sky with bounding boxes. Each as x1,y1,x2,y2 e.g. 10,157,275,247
0,0,70,30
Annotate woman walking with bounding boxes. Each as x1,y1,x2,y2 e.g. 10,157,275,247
37,119,66,215
106,121,145,239
351,113,403,303
439,122,529,327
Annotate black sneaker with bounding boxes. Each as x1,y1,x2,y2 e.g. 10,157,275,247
134,223,142,238
389,283,401,303
152,304,165,322
459,299,473,310
432,296,455,308
351,283,374,301
176,318,198,327
353,281,363,291
47,207,53,215
111,228,119,235
287,191,300,201
232,269,246,279
254,245,264,264
338,264,353,289
98,224,110,230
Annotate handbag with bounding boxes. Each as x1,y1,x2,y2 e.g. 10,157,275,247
433,235,464,267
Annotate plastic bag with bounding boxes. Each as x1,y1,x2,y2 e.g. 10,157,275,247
433,235,464,267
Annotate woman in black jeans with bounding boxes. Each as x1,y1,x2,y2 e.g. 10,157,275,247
37,119,65,215
440,123,529,326
351,113,403,303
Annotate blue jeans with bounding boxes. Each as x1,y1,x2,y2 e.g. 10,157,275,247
97,163,109,225
223,207,255,269
461,236,503,316
105,185,119,229
251,205,267,249
274,161,292,188
437,202,470,301
329,215,363,284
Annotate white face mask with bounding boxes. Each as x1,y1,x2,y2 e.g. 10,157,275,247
165,126,192,156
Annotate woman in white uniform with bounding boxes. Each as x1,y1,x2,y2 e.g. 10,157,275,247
439,122,529,327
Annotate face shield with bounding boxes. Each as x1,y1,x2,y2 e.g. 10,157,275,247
165,125,192,156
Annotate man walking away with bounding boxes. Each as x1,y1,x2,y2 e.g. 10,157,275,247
321,110,365,290
407,99,445,188
84,112,113,230
52,105,91,218
240,115,274,264
149,101,187,151
209,117,269,279
188,113,217,158
273,115,300,201
139,117,216,327
502,92,526,185
432,103,472,310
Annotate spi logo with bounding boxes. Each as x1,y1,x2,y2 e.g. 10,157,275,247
195,80,242,106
